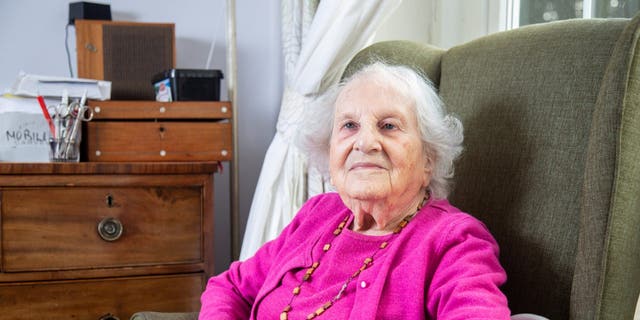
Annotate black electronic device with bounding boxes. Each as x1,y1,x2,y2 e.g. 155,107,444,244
152,69,224,102
68,1,112,25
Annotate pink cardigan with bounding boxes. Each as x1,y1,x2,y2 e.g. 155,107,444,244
200,192,511,319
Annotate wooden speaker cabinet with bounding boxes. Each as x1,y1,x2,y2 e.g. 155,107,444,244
75,20,175,100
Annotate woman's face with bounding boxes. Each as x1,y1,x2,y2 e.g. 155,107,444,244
329,75,431,203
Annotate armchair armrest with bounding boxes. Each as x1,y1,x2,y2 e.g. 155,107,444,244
130,312,198,320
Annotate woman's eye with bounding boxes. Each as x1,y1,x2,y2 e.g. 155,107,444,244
381,123,396,130
343,122,357,129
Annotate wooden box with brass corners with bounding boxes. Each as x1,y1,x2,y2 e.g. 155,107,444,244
84,100,233,162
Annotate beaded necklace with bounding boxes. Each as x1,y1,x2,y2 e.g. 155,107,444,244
280,196,427,320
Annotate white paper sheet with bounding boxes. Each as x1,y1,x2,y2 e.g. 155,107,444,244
9,72,111,100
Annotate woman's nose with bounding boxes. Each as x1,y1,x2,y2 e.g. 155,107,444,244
354,126,381,153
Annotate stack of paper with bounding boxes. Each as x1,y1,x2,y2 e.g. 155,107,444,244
9,72,111,100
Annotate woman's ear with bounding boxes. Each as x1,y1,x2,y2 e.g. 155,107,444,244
422,154,434,188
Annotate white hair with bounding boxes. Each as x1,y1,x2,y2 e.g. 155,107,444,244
297,62,464,199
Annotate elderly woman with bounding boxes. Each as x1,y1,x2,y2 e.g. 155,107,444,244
199,62,511,319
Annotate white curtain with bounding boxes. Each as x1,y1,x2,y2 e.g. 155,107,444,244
240,0,402,260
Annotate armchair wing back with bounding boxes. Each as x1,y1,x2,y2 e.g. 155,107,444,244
346,14,640,320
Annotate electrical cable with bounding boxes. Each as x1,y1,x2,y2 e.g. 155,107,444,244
65,24,75,78
205,8,226,69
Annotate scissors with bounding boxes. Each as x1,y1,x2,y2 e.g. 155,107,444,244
47,90,72,119
47,103,71,140
69,101,94,121
48,103,73,119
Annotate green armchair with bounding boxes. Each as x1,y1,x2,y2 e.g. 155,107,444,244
345,13,640,320
134,13,640,320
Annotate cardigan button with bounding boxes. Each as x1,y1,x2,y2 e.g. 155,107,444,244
360,281,367,288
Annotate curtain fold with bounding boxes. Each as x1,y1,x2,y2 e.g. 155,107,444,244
240,0,401,260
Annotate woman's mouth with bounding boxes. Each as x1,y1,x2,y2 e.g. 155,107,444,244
350,162,384,170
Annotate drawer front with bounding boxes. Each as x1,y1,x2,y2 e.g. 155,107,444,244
86,121,232,161
0,274,203,319
2,186,203,271
88,100,233,120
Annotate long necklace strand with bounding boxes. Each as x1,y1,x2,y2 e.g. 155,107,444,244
280,197,426,320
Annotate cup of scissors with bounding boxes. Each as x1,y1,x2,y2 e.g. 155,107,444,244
48,95,94,162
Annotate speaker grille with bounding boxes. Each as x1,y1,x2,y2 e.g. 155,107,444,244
103,25,174,100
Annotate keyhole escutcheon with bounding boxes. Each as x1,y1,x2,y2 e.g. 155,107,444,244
106,194,115,208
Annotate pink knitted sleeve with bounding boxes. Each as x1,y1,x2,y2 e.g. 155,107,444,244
426,216,511,320
198,196,323,320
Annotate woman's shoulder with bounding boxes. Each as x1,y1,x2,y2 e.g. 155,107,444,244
261,193,348,257
305,191,343,205
299,192,345,214
419,198,498,252
291,192,349,227
424,198,482,222
417,198,493,238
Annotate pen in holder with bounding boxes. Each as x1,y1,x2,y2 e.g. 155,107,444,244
47,96,93,162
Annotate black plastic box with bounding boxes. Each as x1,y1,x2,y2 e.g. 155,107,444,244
68,2,112,25
152,69,224,102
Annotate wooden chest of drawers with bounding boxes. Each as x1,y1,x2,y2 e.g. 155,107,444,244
0,162,216,319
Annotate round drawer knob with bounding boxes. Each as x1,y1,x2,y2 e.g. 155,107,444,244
99,314,120,320
98,217,123,242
